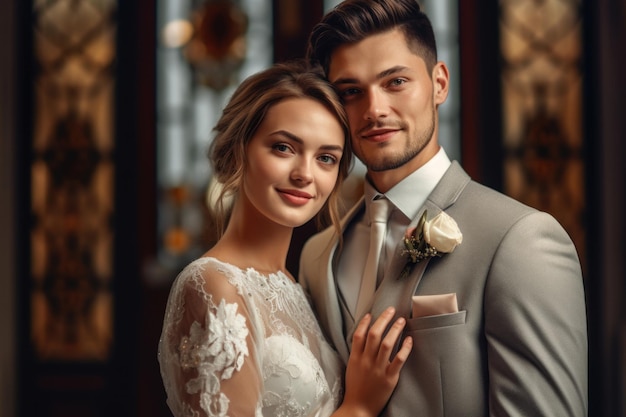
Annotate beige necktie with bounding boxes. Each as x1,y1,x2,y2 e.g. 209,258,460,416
355,197,390,319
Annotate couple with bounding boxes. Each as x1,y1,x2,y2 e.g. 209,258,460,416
158,1,588,416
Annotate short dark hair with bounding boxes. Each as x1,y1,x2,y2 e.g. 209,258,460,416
307,0,438,74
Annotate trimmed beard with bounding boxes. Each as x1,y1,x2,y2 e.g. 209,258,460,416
363,105,436,172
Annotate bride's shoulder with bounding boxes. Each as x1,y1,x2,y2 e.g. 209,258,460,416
173,257,244,301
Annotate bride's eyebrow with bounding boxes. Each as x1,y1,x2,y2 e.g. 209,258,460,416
320,144,344,153
269,130,343,152
269,130,302,143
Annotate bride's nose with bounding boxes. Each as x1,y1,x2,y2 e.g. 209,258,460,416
290,160,313,184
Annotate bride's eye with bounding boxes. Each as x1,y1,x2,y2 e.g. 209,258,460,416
317,154,338,165
272,143,293,154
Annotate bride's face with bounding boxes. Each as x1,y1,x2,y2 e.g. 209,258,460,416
243,97,345,228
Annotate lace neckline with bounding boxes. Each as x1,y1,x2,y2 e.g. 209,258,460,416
200,256,295,284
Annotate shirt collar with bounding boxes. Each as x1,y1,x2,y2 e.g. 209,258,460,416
364,147,451,221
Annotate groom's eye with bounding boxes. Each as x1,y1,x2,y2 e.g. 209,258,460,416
339,87,361,99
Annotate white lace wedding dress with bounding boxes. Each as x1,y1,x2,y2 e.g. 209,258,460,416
158,257,343,417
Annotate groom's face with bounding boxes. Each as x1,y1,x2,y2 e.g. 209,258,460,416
328,29,447,185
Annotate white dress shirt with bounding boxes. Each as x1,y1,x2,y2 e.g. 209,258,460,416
337,147,452,317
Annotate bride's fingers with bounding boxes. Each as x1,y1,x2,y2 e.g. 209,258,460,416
364,307,396,354
376,315,407,362
388,336,413,376
351,313,372,354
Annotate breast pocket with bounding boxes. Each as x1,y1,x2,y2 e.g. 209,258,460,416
404,310,468,367
390,310,475,417
407,310,467,332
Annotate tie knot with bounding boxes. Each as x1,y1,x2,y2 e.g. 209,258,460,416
369,197,390,224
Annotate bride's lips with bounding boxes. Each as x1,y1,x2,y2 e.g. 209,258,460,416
277,189,313,206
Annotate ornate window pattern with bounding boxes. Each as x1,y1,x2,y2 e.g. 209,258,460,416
152,0,272,280
31,0,117,360
500,0,586,267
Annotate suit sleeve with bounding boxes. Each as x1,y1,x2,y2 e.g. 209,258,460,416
484,211,588,417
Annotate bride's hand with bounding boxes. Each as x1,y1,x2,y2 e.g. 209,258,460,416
334,307,413,417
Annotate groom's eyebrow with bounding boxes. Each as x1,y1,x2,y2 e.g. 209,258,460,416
332,76,358,86
332,66,409,85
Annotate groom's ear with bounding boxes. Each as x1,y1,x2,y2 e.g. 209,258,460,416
433,62,450,106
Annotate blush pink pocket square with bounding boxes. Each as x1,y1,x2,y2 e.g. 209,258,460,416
412,293,458,318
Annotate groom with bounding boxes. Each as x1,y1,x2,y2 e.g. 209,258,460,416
299,0,588,416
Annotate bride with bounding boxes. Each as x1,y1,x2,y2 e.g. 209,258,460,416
158,61,413,417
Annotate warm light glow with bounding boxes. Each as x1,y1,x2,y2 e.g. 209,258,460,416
162,19,194,48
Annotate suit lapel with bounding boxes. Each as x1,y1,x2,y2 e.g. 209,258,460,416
324,197,365,361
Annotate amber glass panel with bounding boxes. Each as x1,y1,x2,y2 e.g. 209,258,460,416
31,0,116,360
500,0,586,269
153,0,272,281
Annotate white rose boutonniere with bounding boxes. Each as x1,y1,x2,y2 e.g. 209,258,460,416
399,210,462,279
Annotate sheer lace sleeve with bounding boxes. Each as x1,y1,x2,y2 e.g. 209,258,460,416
158,259,263,417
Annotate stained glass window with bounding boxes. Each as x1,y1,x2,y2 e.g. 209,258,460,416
500,0,586,267
31,0,117,360
151,0,272,281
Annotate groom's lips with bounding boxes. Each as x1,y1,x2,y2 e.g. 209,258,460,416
361,128,398,143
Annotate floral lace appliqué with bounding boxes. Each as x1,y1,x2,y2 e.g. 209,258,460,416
179,298,249,417
159,257,341,417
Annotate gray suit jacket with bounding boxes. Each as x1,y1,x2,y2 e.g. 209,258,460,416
299,162,588,417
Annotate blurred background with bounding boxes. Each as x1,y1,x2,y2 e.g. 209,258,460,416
0,0,624,416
